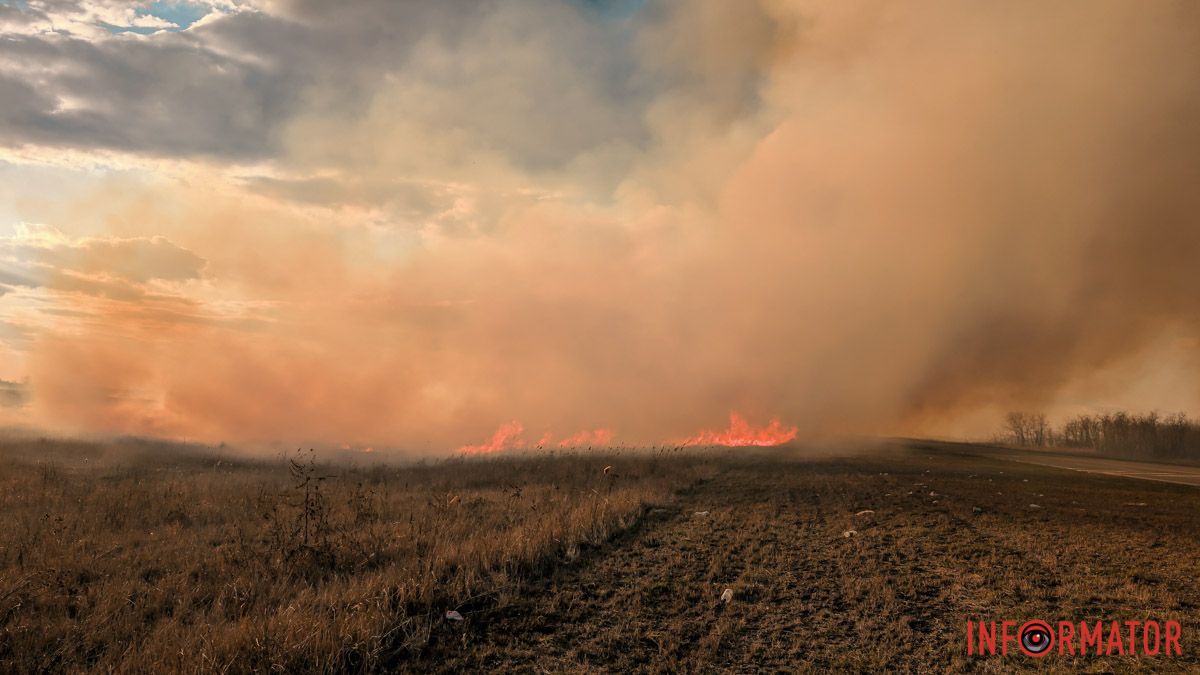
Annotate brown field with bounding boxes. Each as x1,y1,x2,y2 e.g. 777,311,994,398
2,438,1198,673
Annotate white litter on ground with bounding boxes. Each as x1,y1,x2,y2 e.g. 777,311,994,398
1028,504,1042,509
855,510,875,517
721,588,734,603
445,610,464,621
693,511,709,516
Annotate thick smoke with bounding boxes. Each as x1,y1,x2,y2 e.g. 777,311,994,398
8,0,1200,448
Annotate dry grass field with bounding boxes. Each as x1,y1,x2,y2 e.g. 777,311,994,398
0,437,715,672
2,437,1198,673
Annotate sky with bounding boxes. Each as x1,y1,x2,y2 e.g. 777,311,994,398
1,0,1198,451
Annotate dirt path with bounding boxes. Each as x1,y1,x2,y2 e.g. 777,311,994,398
982,451,1200,487
418,449,1200,673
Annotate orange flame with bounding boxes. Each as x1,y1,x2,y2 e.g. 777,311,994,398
457,423,616,454
458,413,795,454
556,428,615,448
457,421,525,455
677,412,798,447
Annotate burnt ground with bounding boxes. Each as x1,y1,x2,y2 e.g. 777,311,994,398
419,443,1200,673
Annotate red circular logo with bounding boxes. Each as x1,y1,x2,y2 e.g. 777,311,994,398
1019,620,1054,658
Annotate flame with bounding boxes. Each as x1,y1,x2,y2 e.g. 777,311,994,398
677,412,798,447
556,428,614,448
457,413,795,454
458,423,617,454
457,421,525,455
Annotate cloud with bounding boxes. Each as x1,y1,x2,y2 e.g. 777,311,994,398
0,0,653,172
0,1,249,37
0,4,50,33
0,30,290,158
0,379,27,407
1,225,205,284
240,174,457,221
0,318,33,348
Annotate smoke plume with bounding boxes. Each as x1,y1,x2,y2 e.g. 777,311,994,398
2,0,1198,450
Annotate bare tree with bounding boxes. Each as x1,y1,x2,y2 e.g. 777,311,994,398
1005,412,1029,446
1005,412,1050,447
1032,413,1048,447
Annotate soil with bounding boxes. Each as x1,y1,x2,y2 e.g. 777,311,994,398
419,445,1200,673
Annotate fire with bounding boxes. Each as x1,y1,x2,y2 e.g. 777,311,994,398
456,423,616,454
457,421,526,455
457,413,796,454
677,412,798,447
556,428,615,448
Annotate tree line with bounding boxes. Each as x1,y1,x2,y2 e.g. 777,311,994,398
1003,411,1200,460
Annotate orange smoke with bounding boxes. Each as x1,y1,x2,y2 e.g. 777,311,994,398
677,412,797,447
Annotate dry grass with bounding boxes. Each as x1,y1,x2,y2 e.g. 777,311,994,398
426,444,1200,673
5,438,1198,673
0,438,715,673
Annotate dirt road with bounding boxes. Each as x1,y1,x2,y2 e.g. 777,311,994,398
419,447,1200,672
979,450,1200,488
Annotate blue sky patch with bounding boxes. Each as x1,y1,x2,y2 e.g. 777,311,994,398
104,1,213,34
569,0,647,21
143,1,211,30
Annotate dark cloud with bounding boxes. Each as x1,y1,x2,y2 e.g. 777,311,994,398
0,0,655,170
0,29,292,158
0,4,49,28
